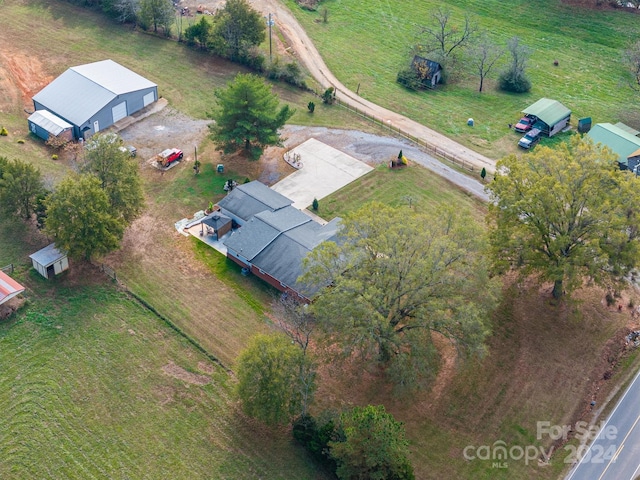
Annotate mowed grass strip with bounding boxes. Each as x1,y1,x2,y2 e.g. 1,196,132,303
283,0,640,158
0,281,320,479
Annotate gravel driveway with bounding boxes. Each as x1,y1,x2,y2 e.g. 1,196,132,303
115,104,488,202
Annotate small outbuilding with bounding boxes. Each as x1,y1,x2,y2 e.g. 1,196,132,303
0,271,25,306
29,244,69,279
32,59,158,140
200,212,232,240
27,110,74,142
411,55,443,88
522,98,571,137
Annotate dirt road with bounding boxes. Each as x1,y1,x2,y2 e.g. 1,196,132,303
246,0,497,174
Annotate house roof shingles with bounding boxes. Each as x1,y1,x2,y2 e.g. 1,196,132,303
217,181,293,222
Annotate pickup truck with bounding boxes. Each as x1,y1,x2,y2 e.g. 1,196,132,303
157,148,183,166
518,128,542,149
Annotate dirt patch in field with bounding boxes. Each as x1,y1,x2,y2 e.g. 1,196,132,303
0,52,52,112
162,361,211,385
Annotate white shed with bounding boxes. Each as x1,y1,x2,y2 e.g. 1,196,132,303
29,244,69,279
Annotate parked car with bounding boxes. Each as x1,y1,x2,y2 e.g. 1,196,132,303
518,128,542,149
119,145,137,157
514,116,534,133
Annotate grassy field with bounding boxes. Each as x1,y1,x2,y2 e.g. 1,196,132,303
283,0,640,159
0,221,322,479
1,1,639,479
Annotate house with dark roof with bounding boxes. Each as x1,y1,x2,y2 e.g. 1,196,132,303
522,98,571,137
218,181,341,301
588,122,640,171
30,59,157,140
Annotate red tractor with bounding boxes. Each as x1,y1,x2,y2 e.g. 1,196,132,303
157,148,183,167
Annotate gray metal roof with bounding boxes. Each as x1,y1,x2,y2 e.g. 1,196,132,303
71,60,156,95
29,243,66,268
217,181,293,222
32,60,156,126
28,110,72,136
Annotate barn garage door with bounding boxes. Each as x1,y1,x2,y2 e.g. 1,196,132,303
143,92,155,107
112,102,127,123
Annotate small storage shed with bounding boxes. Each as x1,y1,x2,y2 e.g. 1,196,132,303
32,59,157,140
522,98,571,137
0,271,25,306
28,110,74,142
29,244,69,279
411,55,443,88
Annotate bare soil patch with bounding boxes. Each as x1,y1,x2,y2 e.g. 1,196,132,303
162,361,211,385
0,51,52,112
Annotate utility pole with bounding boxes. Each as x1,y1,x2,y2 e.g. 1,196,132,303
266,13,274,62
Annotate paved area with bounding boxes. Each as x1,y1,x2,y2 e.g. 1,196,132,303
271,138,373,209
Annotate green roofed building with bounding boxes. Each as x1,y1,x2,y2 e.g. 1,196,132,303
522,98,572,137
588,123,640,171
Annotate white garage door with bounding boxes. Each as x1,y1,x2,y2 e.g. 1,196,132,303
112,102,127,123
143,92,155,107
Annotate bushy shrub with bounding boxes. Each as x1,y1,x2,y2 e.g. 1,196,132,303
321,87,335,104
307,101,315,113
396,68,422,91
292,414,337,472
51,154,58,160
0,127,8,136
266,59,306,88
17,139,25,144
498,70,531,93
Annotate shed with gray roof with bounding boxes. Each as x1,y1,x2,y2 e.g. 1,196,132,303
27,110,74,142
29,244,69,279
31,59,157,140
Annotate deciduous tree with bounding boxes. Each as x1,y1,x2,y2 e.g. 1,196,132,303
487,135,640,299
236,334,316,425
0,158,45,220
44,174,125,260
624,39,640,91
209,73,294,159
300,202,497,392
209,0,265,61
82,133,144,223
417,8,476,77
330,405,414,480
467,34,504,92
498,36,531,93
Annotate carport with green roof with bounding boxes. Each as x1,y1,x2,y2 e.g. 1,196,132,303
522,98,572,137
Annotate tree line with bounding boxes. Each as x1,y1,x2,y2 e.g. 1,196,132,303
60,0,307,88
0,133,144,260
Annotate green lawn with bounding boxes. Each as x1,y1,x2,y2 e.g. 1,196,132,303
283,0,640,158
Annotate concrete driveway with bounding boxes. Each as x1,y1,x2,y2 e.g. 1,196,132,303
271,138,373,209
